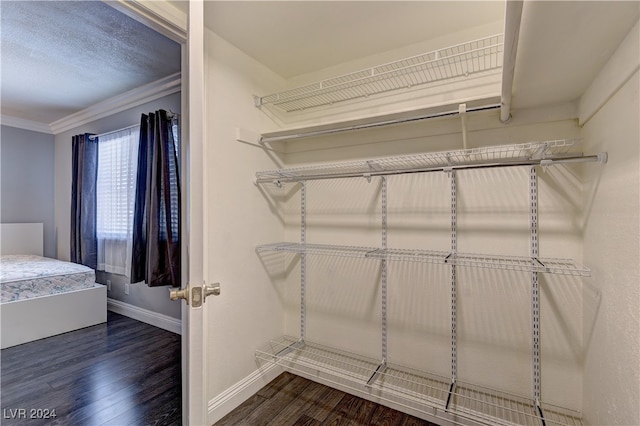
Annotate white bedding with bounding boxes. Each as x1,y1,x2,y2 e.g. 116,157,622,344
0,255,97,303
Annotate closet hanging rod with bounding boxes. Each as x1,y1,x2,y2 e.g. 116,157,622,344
500,0,524,124
259,104,500,144
256,153,606,184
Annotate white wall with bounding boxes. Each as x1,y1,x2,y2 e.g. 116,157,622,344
203,28,287,401
582,69,639,426
54,92,182,319
280,114,585,409
1,126,55,257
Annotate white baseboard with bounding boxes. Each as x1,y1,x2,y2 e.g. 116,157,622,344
207,363,283,425
207,363,452,425
107,298,181,335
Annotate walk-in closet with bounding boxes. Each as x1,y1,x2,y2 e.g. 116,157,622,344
171,1,638,425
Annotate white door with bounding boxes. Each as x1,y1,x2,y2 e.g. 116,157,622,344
108,1,209,424
182,1,208,424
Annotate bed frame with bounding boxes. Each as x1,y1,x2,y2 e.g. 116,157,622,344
1,223,107,349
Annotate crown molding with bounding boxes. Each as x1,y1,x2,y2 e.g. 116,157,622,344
49,73,181,135
0,115,54,134
106,1,187,43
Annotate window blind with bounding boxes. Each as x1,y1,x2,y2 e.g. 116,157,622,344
96,126,139,275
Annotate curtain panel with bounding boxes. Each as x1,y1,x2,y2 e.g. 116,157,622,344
70,133,98,269
131,110,181,287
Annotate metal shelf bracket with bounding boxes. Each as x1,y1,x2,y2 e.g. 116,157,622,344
379,177,389,382
300,181,307,341
530,167,542,410
449,171,458,404
459,104,468,151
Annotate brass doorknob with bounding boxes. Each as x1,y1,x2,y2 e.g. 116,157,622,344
169,287,189,304
204,283,221,302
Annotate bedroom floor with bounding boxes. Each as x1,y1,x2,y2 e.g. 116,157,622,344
0,311,181,425
1,313,434,426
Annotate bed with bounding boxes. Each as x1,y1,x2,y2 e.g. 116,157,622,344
1,223,106,349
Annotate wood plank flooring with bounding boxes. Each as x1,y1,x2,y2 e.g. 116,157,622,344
2,313,434,426
215,372,437,426
1,311,181,426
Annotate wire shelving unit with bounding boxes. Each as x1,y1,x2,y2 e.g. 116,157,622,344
255,35,504,112
256,337,583,426
255,139,606,426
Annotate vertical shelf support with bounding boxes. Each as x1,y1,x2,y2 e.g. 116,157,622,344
367,176,388,387
446,170,458,410
381,176,388,364
275,181,308,359
530,167,545,425
301,181,307,343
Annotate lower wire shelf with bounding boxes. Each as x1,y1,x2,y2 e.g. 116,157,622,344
256,336,583,426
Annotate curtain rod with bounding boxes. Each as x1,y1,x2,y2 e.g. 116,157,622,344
88,123,139,141
87,112,179,141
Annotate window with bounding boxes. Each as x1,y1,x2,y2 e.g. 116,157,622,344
160,123,180,240
96,126,139,276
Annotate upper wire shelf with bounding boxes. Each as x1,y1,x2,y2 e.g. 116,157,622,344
255,139,600,184
256,242,591,277
256,34,504,112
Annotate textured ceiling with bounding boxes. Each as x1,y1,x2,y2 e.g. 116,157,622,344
1,1,181,124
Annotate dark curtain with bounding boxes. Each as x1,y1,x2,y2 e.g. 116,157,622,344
131,110,181,287
70,133,98,269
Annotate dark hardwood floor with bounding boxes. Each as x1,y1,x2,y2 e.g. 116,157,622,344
215,372,437,426
1,311,181,426
2,313,433,426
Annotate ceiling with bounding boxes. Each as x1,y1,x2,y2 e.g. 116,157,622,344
512,1,639,110
1,1,181,125
1,1,638,131
205,0,638,111
204,1,505,79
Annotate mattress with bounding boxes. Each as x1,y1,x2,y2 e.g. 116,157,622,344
1,255,97,303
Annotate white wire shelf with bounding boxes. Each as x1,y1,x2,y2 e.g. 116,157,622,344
447,254,591,277
367,248,447,265
254,140,603,184
256,35,504,112
256,242,380,259
256,336,583,426
256,243,590,277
